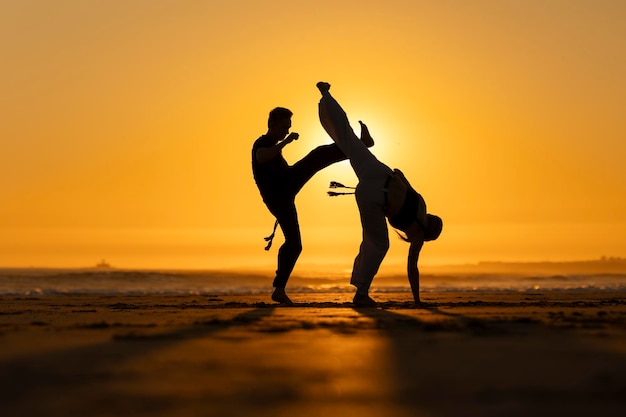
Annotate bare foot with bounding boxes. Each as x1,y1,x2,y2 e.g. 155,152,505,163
316,81,331,93
271,287,293,305
353,292,377,307
358,121,374,147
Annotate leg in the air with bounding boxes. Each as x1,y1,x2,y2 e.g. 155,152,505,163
358,121,374,148
317,82,385,179
289,143,346,195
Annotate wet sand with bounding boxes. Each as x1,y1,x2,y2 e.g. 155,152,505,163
1,291,625,417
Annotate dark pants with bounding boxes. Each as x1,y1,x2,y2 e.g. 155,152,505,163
264,144,346,288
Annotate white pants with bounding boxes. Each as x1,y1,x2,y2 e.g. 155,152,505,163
319,93,393,293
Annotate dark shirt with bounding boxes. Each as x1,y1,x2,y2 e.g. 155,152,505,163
388,187,427,232
252,135,289,202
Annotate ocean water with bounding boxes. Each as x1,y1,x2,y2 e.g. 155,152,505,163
1,268,625,296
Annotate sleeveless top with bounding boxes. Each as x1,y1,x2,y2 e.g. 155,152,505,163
388,187,427,232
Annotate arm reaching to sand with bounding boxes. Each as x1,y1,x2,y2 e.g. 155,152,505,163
407,234,424,304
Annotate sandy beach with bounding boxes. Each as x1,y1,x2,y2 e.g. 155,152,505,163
1,291,625,417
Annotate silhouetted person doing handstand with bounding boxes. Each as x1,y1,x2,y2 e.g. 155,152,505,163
317,82,443,307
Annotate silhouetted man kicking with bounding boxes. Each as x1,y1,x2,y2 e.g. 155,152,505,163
252,105,373,304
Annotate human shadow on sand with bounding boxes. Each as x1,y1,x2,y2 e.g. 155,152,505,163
0,306,277,416
351,305,626,417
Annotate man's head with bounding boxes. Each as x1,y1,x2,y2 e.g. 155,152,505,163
267,107,293,140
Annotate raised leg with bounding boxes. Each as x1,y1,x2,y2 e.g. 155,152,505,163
359,121,374,148
317,83,387,180
289,144,345,195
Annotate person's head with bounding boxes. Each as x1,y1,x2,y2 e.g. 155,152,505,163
424,214,443,241
267,107,293,139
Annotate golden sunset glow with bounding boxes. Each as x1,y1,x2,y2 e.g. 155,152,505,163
1,1,625,270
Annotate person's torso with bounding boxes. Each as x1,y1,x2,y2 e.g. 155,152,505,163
252,135,289,199
387,179,427,232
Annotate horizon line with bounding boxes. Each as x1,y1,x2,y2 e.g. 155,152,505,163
1,256,625,272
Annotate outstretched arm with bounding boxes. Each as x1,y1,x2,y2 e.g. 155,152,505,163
255,133,299,164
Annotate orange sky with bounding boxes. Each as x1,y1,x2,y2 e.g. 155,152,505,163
1,1,625,270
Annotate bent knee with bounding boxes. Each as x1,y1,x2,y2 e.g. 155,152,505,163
285,239,303,254
366,237,389,256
